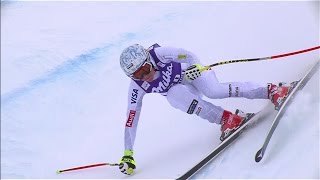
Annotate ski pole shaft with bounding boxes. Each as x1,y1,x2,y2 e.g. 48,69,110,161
201,46,320,71
56,163,119,174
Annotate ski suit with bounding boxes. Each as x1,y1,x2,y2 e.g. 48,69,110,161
124,44,269,150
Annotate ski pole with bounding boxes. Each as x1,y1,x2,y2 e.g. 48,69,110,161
200,46,320,72
56,162,119,174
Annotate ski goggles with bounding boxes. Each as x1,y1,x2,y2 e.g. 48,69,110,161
130,61,153,80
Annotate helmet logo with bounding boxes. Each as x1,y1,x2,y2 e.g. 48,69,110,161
126,63,134,69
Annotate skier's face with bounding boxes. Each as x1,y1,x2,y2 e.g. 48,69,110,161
141,67,156,82
131,61,155,81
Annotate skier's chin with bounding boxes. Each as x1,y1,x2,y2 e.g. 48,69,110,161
145,76,154,82
143,72,155,82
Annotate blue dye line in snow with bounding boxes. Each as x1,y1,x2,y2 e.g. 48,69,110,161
1,11,180,105
1,29,142,105
1,45,113,105
2,12,184,105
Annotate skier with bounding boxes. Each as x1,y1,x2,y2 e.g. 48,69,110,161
118,43,291,175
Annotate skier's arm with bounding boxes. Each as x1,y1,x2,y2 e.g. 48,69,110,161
154,46,206,81
124,81,146,151
153,47,200,65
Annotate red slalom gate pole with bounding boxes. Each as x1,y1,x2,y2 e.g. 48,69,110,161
201,46,320,71
56,163,119,174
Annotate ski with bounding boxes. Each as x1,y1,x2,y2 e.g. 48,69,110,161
177,105,271,180
255,60,319,162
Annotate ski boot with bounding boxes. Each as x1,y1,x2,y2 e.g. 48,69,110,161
220,109,249,141
268,82,298,110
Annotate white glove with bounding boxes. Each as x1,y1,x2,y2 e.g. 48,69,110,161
184,64,205,81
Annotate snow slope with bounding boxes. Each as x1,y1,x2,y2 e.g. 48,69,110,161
1,1,319,179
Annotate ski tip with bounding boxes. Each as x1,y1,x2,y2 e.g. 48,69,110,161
56,170,62,174
255,148,264,163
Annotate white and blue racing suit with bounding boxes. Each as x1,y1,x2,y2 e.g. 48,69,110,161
123,44,268,150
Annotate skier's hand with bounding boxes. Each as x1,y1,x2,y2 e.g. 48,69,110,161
184,64,205,81
119,149,136,175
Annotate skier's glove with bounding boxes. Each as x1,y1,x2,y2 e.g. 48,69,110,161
119,149,136,175
184,64,205,81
